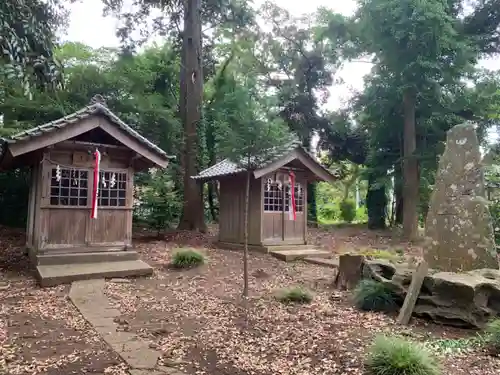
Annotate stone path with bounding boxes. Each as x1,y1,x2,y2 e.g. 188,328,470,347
69,279,186,375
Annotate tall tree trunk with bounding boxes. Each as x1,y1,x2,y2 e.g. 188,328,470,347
207,181,218,222
205,120,218,222
303,135,317,227
402,89,419,240
243,169,250,297
177,0,206,232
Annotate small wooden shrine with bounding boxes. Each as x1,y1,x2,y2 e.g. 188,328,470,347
193,141,339,252
0,95,173,286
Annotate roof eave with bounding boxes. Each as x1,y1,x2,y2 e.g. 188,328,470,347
191,170,245,182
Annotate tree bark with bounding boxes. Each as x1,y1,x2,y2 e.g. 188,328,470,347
243,169,250,297
207,181,218,222
402,89,419,241
177,0,206,232
394,163,404,225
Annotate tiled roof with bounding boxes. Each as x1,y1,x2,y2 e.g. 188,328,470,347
193,139,302,180
0,98,173,160
192,139,326,180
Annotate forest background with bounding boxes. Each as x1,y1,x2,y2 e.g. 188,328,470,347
1,0,500,241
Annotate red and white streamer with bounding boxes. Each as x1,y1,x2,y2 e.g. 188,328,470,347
288,172,296,221
91,149,101,219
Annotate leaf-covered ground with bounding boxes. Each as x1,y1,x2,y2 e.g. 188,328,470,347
0,226,125,375
110,229,498,375
1,225,499,375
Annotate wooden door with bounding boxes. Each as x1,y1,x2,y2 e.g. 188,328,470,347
283,182,306,244
262,177,307,245
262,179,284,244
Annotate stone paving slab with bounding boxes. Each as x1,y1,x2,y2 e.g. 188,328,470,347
69,279,186,375
269,248,331,261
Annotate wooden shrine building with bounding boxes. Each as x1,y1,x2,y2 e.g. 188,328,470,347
0,95,173,286
193,141,339,258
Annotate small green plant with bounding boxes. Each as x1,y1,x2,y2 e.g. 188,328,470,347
394,248,405,256
277,287,313,304
360,248,399,262
340,199,356,223
171,249,205,269
484,318,500,354
353,279,398,312
424,336,483,355
365,335,441,375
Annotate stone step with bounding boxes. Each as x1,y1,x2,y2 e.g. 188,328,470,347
37,251,139,265
266,244,319,251
36,260,153,287
269,248,331,262
303,257,339,268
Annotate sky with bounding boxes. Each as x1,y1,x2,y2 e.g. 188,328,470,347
64,0,500,112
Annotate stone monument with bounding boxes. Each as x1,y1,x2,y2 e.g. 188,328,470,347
424,123,499,271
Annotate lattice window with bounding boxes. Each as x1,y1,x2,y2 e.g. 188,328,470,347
50,168,89,206
99,171,127,207
285,183,304,213
263,182,284,212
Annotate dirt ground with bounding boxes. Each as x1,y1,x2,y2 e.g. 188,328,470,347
115,227,497,375
0,227,125,375
1,224,499,375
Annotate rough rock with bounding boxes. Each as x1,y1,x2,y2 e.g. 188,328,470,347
424,123,498,272
363,260,500,328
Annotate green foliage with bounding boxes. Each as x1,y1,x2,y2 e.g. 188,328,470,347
0,169,30,228
484,318,500,354
216,75,293,168
1,0,66,93
171,249,205,269
277,287,313,304
360,249,399,262
356,205,368,222
319,203,340,221
365,335,441,375
135,169,182,231
366,173,387,230
424,335,484,355
489,199,500,246
339,199,356,223
353,280,398,312
485,163,500,246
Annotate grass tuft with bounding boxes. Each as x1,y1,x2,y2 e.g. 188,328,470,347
353,279,398,312
484,318,500,355
171,248,205,269
277,287,313,304
365,335,441,375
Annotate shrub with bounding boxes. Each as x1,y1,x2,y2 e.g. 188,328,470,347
277,287,313,304
353,279,398,312
484,318,500,355
489,199,500,247
340,199,356,223
135,169,182,232
319,203,340,221
171,249,205,269
355,205,368,222
365,335,441,375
